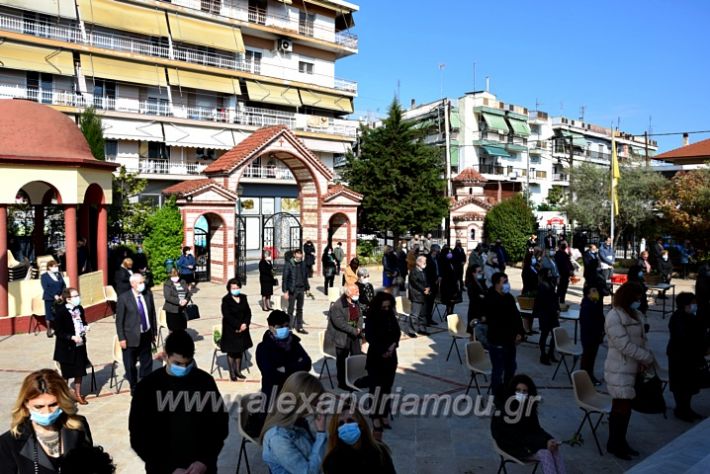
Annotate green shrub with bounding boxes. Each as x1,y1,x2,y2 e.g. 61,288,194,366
483,194,536,264
143,197,184,284
356,238,377,258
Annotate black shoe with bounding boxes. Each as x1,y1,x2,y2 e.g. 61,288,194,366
607,448,632,461
540,355,551,366
406,332,417,338
46,327,54,338
624,444,640,457
427,320,439,327
417,330,430,336
527,330,540,335
236,372,246,380
296,328,308,335
229,373,238,382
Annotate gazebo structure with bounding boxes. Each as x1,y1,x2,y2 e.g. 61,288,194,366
0,100,116,333
164,125,362,284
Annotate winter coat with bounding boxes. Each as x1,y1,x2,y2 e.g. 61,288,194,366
325,295,363,349
603,307,655,399
532,281,560,331
407,267,427,304
220,294,253,354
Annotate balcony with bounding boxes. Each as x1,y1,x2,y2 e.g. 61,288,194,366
242,164,295,181
480,164,525,180
0,83,85,107
0,10,357,94
553,173,569,182
553,144,611,162
138,159,202,175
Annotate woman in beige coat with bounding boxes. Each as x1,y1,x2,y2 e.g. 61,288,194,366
604,282,655,460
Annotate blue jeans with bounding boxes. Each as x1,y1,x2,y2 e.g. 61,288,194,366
489,344,517,394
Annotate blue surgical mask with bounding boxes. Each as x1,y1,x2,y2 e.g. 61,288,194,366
169,361,194,377
502,283,511,294
30,408,63,427
337,422,361,445
531,257,537,265
630,301,641,310
231,289,241,296
137,283,146,293
638,271,644,278
274,327,290,340
71,296,81,307
689,304,698,315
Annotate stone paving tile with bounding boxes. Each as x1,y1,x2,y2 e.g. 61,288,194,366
0,268,708,473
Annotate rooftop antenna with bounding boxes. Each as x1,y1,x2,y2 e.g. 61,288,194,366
438,63,446,99
648,115,653,135
473,62,476,93
560,101,564,114
396,80,400,101
579,105,586,121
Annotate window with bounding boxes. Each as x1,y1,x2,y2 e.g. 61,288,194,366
201,0,221,14
469,229,476,240
141,142,169,159
145,97,170,116
245,50,262,74
27,72,53,104
105,140,118,159
93,79,116,110
299,11,315,36
298,61,314,75
248,0,267,25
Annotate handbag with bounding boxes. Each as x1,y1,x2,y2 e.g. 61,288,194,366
185,303,201,321
632,369,666,414
273,277,279,287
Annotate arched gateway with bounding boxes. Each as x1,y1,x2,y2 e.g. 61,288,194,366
164,126,362,284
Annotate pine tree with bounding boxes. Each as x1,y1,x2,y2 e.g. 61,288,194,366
341,98,449,237
79,106,105,161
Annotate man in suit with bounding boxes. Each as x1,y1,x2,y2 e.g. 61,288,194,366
114,258,133,296
407,256,430,337
116,273,157,394
282,249,310,334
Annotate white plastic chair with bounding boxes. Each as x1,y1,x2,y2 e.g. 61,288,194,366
465,341,492,395
493,438,539,473
572,370,612,456
345,354,368,392
445,314,468,364
103,285,118,318
552,327,582,381
236,393,263,474
108,335,124,393
318,331,336,389
157,309,169,347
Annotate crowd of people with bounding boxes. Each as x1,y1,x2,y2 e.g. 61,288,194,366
5,231,708,473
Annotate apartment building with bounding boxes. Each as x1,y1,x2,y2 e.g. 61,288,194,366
0,0,359,219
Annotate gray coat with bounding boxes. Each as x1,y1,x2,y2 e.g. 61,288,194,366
162,280,191,313
116,289,157,348
408,267,427,303
325,295,363,349
603,307,655,399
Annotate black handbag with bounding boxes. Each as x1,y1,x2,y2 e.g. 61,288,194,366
185,303,201,321
273,278,279,287
632,371,666,414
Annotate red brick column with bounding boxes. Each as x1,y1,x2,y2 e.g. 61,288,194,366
0,205,8,317
64,205,79,289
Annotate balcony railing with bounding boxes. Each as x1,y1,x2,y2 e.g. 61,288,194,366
0,11,357,94
553,145,611,162
553,173,569,182
238,106,296,128
247,6,267,25
242,164,295,180
0,83,86,107
138,159,202,175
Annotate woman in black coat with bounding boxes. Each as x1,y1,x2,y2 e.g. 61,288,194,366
365,292,401,434
162,268,192,332
438,246,461,315
533,268,560,365
521,250,539,296
667,292,707,422
465,263,486,332
53,288,90,405
322,247,337,295
220,278,253,381
259,250,276,311
579,285,605,385
40,260,66,338
491,374,565,471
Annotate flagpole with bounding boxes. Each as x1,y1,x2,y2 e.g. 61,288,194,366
610,130,617,244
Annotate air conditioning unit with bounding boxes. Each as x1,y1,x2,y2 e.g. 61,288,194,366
277,38,293,53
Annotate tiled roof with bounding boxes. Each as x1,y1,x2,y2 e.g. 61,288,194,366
655,138,710,161
453,167,487,183
451,195,493,211
204,126,288,174
324,183,363,202
452,212,486,222
162,178,236,199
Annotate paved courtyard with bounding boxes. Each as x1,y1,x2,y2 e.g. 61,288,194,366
0,266,708,473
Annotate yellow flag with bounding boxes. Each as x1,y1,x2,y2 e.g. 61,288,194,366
611,132,620,216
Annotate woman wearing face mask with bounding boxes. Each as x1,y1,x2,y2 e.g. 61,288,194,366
465,263,487,333
521,250,539,296
162,268,192,333
438,245,460,315
0,369,92,473
533,268,560,365
259,250,276,311
220,278,253,381
491,374,565,473
625,264,649,316
667,292,706,422
322,246,337,296
322,405,396,473
364,292,401,437
355,268,375,315
579,285,605,385
657,250,674,299
484,252,499,288
52,288,91,405
40,260,66,338
604,282,656,460
260,372,326,474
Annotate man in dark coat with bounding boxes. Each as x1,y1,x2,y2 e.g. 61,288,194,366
281,249,310,334
554,242,574,303
424,244,441,326
114,257,133,296
483,272,525,394
129,330,228,474
407,256,429,337
116,273,157,393
325,284,364,390
452,239,467,285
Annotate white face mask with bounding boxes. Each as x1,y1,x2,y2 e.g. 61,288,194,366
514,392,528,403
662,255,669,261
361,278,370,284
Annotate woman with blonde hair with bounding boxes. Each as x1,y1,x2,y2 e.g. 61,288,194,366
260,371,327,473
0,369,92,472
322,404,395,473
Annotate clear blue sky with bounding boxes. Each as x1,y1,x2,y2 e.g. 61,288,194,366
337,0,710,152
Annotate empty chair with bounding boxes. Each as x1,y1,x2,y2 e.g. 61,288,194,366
157,309,169,347
492,438,539,474
108,335,124,394
552,327,582,381
395,295,411,316
345,354,368,392
571,370,612,456
236,393,263,474
103,285,118,318
210,325,223,379
446,314,468,364
465,341,492,395
318,331,336,389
